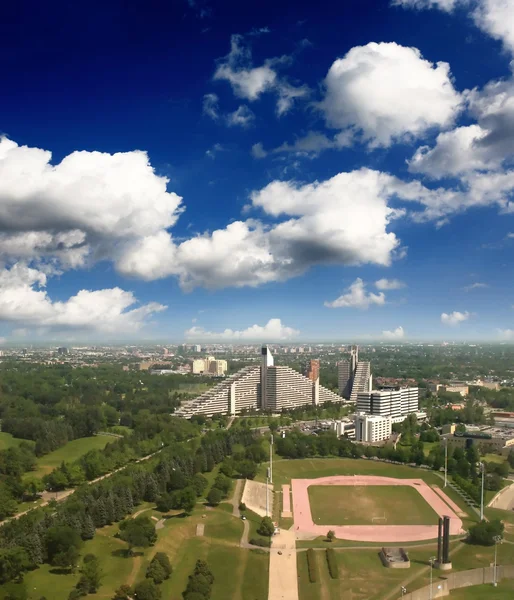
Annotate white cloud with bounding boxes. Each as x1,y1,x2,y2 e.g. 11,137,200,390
463,282,488,291
498,328,514,339
203,93,220,120
0,263,165,333
213,34,307,115
394,0,514,54
251,143,267,159
184,318,299,341
225,105,255,127
441,310,470,325
382,326,405,340
392,0,460,11
319,42,462,147
272,131,352,157
206,143,224,159
324,278,386,309
375,278,406,290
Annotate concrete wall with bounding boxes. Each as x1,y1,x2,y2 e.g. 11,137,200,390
400,565,514,600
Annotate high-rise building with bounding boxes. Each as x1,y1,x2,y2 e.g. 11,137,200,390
355,413,392,442
305,359,320,382
356,387,419,422
337,346,371,400
176,346,347,418
192,356,227,376
57,347,69,355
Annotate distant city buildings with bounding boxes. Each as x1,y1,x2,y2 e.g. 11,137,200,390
175,345,346,418
57,347,69,355
305,359,320,382
192,356,228,376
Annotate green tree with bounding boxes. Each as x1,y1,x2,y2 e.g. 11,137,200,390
191,473,208,497
146,552,172,584
133,579,162,600
44,526,82,567
112,585,131,600
326,530,335,543
81,554,103,593
0,547,31,584
207,487,222,506
468,520,504,546
118,516,156,555
508,449,514,470
258,516,275,537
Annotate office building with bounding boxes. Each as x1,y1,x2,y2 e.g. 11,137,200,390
356,387,419,423
330,419,355,438
337,345,371,401
192,356,228,376
355,413,392,443
176,346,346,418
305,359,320,382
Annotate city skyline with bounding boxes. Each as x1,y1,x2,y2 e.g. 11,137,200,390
1,0,514,343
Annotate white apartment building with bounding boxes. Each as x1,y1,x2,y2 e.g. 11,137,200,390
192,356,228,376
356,387,419,421
176,346,349,418
330,419,356,438
355,413,392,442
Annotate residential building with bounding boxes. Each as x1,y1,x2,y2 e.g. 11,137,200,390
355,413,392,443
305,359,320,382
337,345,371,400
175,345,347,418
192,356,228,376
440,384,469,397
330,419,355,438
355,387,419,422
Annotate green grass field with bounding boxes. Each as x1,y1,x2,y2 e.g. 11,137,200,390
307,484,439,526
28,436,113,478
0,431,34,450
449,580,514,598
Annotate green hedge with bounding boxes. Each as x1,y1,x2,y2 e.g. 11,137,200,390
306,548,317,583
249,537,271,548
326,548,338,579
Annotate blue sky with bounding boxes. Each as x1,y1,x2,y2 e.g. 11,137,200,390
1,0,514,343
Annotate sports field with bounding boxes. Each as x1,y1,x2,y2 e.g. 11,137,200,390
308,484,439,526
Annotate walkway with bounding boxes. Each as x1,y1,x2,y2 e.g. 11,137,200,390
281,484,292,518
489,480,514,511
268,529,299,600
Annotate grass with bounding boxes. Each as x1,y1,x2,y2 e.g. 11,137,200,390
308,484,439,526
27,436,113,478
449,580,514,598
0,431,33,450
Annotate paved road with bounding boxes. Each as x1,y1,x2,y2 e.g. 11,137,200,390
489,481,514,511
268,529,299,600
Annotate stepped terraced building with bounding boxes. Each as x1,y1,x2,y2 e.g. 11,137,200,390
175,345,346,418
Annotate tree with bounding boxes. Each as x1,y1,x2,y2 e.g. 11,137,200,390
45,526,82,567
326,530,335,543
112,585,131,600
179,487,197,514
146,552,172,584
23,477,44,500
118,516,156,555
468,519,504,546
133,579,162,600
81,553,103,593
508,449,514,470
207,487,222,506
258,516,275,537
192,473,208,497
0,548,31,584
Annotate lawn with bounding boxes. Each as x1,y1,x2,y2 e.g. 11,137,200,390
307,484,439,526
0,431,33,450
449,580,514,598
28,436,113,478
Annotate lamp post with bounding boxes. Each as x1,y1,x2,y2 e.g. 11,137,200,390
266,467,270,518
444,438,448,487
269,434,273,485
401,586,407,597
429,558,434,597
479,462,485,521
493,535,503,587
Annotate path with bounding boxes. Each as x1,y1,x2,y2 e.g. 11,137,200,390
488,480,514,511
281,484,292,518
268,529,299,600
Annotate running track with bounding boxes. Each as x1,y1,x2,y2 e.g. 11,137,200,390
291,475,464,543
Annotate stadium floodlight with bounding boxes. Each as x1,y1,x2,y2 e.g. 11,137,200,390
479,462,485,521
443,438,448,488
429,556,436,600
493,535,503,587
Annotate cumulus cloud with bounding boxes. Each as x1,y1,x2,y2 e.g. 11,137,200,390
319,42,462,148
213,34,307,115
382,326,405,339
498,328,514,339
394,0,514,54
441,310,470,325
375,278,406,290
184,318,299,341
226,105,255,127
463,282,488,291
0,263,165,333
324,278,386,309
272,131,353,157
206,143,224,159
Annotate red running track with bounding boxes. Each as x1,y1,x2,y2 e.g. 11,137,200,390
291,475,464,542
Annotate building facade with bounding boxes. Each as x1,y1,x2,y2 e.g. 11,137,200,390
355,413,392,443
176,346,346,418
356,387,419,422
192,356,228,376
337,345,372,400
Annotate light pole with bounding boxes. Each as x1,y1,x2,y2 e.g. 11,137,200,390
444,438,448,487
401,586,407,597
493,535,503,587
429,556,436,600
266,467,270,518
479,462,485,521
269,434,273,485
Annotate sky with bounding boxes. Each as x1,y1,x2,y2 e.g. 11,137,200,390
1,0,514,343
